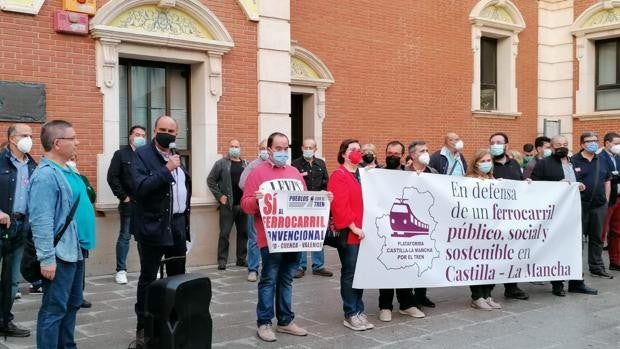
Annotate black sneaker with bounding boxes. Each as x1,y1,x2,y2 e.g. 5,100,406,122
0,322,30,337
504,287,530,300
81,299,92,308
568,284,598,295
416,296,436,308
236,260,248,267
218,264,226,270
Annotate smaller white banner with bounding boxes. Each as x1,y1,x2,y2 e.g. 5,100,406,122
259,186,331,253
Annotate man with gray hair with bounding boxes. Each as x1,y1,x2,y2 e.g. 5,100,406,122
29,120,85,348
0,123,36,337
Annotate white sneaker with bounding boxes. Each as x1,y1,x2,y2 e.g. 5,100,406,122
14,292,21,300
399,306,425,318
379,309,392,322
343,315,366,331
485,297,502,309
257,324,276,342
358,313,374,329
471,298,493,311
115,271,128,284
247,271,258,282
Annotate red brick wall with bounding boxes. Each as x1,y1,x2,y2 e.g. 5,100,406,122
0,0,258,187
291,0,539,170
572,0,619,150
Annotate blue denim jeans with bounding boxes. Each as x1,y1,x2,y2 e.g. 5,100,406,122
37,258,84,349
337,244,364,318
247,215,261,273
256,248,300,326
0,219,26,326
298,249,325,271
116,202,132,271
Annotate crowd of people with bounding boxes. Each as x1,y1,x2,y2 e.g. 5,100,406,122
0,116,619,346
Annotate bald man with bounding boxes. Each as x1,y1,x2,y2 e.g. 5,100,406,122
428,132,468,176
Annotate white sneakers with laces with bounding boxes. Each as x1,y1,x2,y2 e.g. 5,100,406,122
115,270,128,284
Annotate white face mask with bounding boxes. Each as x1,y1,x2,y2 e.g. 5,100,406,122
66,161,77,171
454,140,464,151
16,137,33,154
418,152,430,166
612,144,620,156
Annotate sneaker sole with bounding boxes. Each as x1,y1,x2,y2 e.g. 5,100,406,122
398,310,425,318
256,332,276,342
275,328,307,336
343,320,366,331
470,304,493,311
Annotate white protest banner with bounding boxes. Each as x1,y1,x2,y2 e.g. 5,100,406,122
259,180,330,253
353,169,582,289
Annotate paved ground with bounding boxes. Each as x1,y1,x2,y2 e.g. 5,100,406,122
2,249,620,349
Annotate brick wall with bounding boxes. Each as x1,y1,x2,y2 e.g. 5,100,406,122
0,0,258,187
572,0,619,150
291,0,539,170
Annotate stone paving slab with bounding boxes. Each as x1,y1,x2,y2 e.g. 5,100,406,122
0,249,619,348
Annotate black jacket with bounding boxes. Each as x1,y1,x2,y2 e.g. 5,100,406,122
107,145,137,202
132,142,191,246
428,149,468,175
0,147,37,218
531,155,571,182
291,156,328,191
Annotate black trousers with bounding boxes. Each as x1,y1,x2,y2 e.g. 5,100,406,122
217,205,248,265
379,288,415,311
135,215,187,330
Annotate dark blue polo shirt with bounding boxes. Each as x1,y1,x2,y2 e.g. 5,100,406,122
572,151,611,209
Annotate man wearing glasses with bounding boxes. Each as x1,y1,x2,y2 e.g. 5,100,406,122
572,131,613,279
29,120,87,348
0,124,36,337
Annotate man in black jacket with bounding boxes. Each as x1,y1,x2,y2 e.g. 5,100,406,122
0,124,36,337
488,132,529,301
601,132,620,269
291,138,332,278
531,135,597,296
131,116,191,348
106,125,146,285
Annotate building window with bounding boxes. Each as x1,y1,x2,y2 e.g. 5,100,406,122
119,59,191,166
480,37,497,110
595,38,620,111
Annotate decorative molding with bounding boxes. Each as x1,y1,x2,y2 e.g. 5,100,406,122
472,110,521,119
91,0,234,52
290,45,335,88
573,0,620,35
237,0,259,21
158,0,175,8
469,0,526,33
208,52,223,100
100,38,120,88
573,111,620,120
0,0,45,15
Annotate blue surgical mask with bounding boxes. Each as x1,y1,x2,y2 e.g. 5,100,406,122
490,144,505,157
303,150,315,159
133,137,146,148
259,150,269,160
478,162,493,174
585,142,598,154
543,148,552,158
229,147,240,158
272,150,288,167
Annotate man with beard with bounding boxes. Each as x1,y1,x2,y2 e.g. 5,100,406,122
378,141,425,322
488,132,530,301
531,135,597,296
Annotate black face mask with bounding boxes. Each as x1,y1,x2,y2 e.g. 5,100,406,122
554,147,569,158
362,153,375,164
155,132,176,148
385,156,401,170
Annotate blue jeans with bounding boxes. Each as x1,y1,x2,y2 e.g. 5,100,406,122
337,244,364,318
116,202,132,271
0,219,25,326
298,249,325,271
256,248,299,326
247,215,261,273
37,258,84,349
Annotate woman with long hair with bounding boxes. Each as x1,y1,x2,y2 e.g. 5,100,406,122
465,149,502,311
327,139,374,331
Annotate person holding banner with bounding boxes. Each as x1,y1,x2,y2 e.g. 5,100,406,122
488,132,530,301
531,135,597,296
600,132,620,270
378,141,425,321
241,132,309,342
291,138,333,279
328,139,375,331
465,149,502,310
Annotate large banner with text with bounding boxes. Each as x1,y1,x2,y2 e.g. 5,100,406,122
259,179,330,253
353,169,582,288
